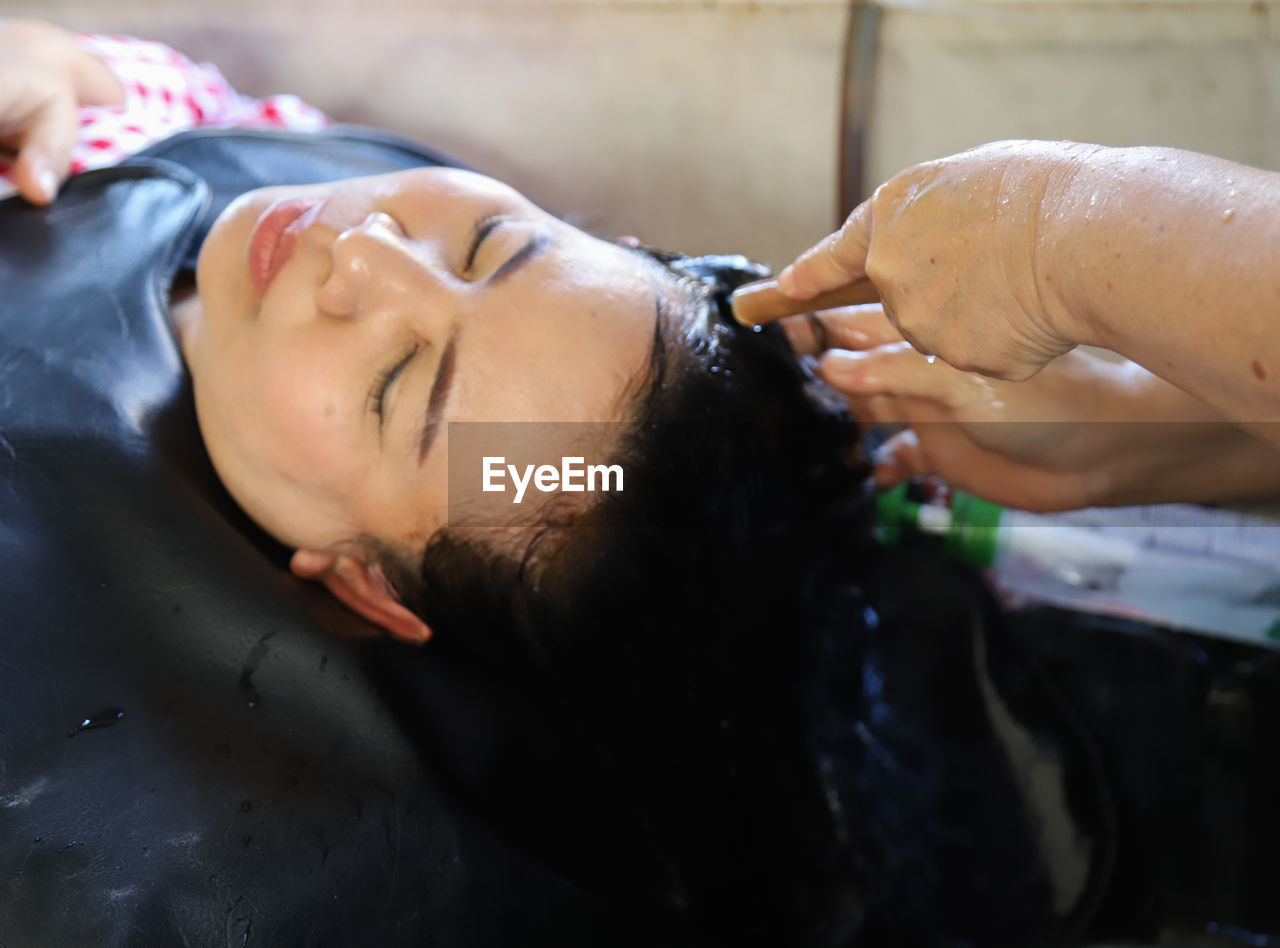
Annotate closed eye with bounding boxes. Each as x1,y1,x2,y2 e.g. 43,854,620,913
369,345,418,429
465,216,502,271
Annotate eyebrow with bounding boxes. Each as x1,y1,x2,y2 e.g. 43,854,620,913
414,235,553,466
417,331,459,466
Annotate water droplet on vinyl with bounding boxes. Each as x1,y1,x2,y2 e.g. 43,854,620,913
67,708,125,737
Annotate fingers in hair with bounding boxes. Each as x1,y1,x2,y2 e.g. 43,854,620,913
780,304,898,356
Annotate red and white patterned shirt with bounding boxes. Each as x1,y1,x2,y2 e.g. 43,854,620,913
0,33,329,200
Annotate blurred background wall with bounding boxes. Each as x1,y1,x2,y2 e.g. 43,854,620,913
867,1,1280,203
1,0,1276,269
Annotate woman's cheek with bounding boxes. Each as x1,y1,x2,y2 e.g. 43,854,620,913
265,367,371,490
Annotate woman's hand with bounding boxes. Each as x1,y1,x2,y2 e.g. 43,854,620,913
0,19,123,204
777,141,1098,382
784,305,1280,511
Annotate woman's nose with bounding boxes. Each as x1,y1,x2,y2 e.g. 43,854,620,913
314,212,442,321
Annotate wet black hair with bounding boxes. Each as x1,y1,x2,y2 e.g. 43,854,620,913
379,249,882,943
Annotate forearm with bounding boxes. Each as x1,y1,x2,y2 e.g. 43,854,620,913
1043,145,1280,444
1087,362,1280,505
1098,429,1280,506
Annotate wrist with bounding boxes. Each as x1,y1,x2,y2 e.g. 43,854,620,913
1083,361,1253,505
1030,143,1111,352
1095,426,1280,506
1054,357,1192,504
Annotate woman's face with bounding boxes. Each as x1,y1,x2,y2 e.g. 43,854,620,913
185,167,663,553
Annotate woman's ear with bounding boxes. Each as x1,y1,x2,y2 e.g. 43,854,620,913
290,550,432,644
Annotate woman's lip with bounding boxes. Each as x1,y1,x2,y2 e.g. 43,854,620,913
248,197,326,297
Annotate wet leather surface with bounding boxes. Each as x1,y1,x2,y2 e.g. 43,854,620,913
801,549,1114,946
799,546,1280,947
1007,607,1280,945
